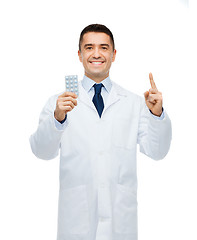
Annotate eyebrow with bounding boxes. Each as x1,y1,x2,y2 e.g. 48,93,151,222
84,43,110,48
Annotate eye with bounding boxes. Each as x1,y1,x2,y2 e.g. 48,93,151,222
86,46,93,50
102,47,108,50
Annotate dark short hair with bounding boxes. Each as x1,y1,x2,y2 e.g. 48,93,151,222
79,24,115,51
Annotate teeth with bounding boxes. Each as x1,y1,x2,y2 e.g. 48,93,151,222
91,62,102,64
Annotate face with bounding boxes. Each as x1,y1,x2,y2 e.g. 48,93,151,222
78,32,116,83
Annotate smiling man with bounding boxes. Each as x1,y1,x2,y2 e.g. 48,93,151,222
78,31,116,83
30,24,172,240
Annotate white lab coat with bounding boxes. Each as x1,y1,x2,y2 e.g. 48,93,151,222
30,81,172,240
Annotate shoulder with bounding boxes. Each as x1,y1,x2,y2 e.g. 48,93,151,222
112,81,143,103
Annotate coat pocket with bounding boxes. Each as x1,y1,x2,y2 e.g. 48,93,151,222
58,185,89,234
113,184,137,234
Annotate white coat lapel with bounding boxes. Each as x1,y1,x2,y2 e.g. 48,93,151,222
78,81,96,112
102,82,127,115
102,84,120,114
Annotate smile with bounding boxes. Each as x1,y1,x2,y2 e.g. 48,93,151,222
89,61,104,65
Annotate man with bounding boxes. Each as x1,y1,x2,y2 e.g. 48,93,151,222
30,24,172,240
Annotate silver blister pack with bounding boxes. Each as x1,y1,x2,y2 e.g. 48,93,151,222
65,75,79,96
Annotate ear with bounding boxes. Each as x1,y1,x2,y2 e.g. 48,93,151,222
78,50,82,62
112,49,117,62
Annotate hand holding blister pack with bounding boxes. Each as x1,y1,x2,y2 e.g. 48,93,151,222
65,75,79,96
54,75,78,122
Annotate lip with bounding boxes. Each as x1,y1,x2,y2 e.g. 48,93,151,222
89,61,105,65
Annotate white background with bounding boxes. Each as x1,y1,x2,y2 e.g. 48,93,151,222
0,0,196,239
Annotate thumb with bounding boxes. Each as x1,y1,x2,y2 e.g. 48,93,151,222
144,91,149,100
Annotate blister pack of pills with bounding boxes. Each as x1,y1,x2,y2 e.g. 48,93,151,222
65,75,79,96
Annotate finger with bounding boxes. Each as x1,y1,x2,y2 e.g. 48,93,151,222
59,97,77,106
59,91,78,98
144,91,149,100
147,96,156,104
59,105,73,112
61,100,76,109
149,88,158,94
149,73,157,90
148,93,162,103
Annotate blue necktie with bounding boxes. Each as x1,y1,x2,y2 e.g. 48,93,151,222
92,83,104,117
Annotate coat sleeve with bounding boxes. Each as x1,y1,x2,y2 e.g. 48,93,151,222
137,97,172,160
29,95,67,160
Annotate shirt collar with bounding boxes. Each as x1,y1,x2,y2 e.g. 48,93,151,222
82,75,112,93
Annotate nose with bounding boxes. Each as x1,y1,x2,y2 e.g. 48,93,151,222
92,47,101,58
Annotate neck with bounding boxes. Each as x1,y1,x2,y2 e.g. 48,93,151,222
85,73,109,83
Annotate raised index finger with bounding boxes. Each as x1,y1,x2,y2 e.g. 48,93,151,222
149,72,157,90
